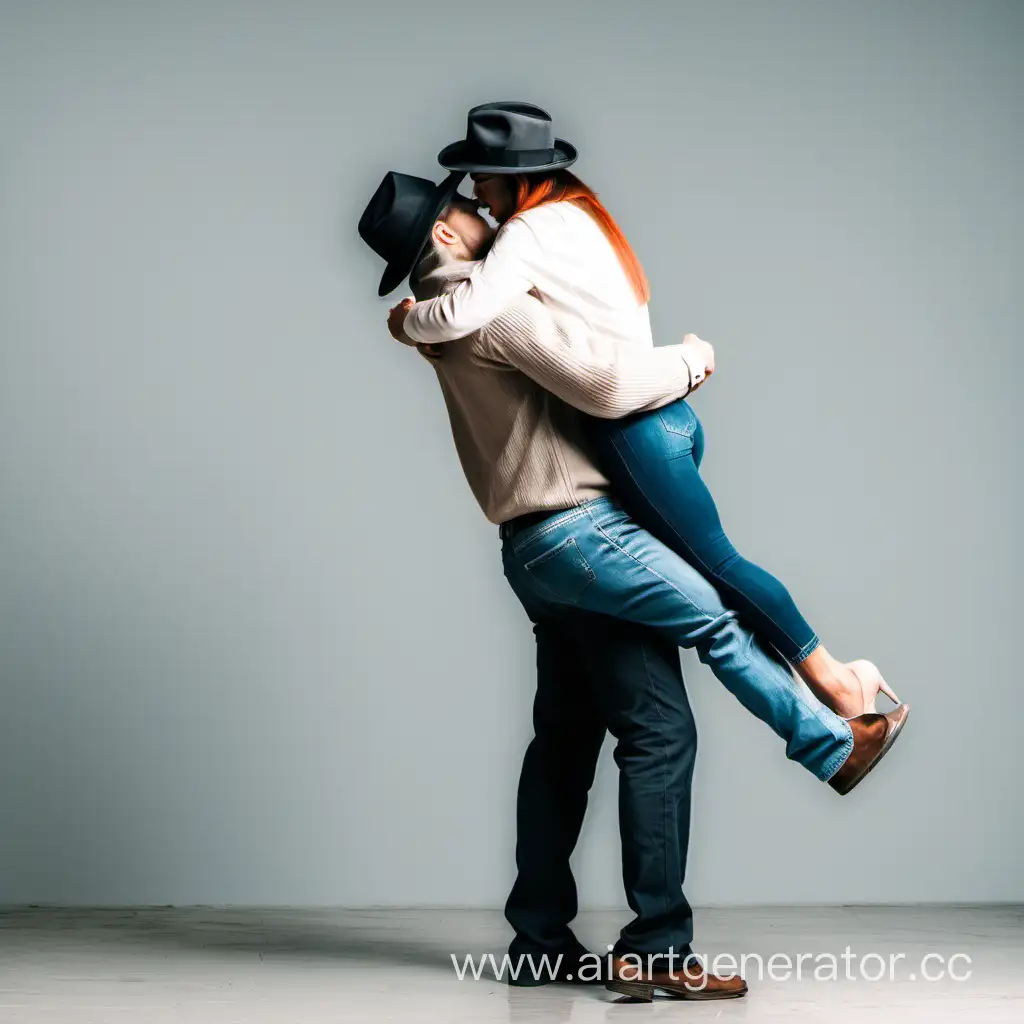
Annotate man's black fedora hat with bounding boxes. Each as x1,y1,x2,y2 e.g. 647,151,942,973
358,169,466,296
438,101,577,175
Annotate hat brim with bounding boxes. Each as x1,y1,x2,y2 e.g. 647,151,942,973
377,170,467,296
436,138,577,175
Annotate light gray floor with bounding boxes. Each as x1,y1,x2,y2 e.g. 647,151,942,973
1,905,1022,1022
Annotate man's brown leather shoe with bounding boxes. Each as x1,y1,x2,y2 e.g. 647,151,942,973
605,955,747,1002
828,704,910,795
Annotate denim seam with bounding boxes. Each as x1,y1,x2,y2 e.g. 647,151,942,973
794,635,822,662
510,507,592,555
819,730,855,781
584,493,850,782
796,689,854,781
523,537,597,605
610,430,818,663
586,512,710,622
768,646,855,766
655,408,697,441
639,641,673,925
734,633,853,780
507,498,616,555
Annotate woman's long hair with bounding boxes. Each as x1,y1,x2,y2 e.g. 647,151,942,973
507,170,650,303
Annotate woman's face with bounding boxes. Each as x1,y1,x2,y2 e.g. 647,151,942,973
471,174,515,223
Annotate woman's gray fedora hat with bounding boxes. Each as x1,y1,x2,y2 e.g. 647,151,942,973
438,101,577,175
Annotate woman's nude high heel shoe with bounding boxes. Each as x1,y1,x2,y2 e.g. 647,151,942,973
846,659,901,716
827,660,909,795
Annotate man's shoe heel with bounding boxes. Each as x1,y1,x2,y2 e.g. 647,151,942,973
828,703,910,795
605,980,655,1002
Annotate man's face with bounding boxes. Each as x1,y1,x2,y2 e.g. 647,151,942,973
438,198,495,259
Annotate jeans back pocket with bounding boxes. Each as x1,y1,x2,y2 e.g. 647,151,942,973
657,399,697,437
656,400,698,459
524,537,596,606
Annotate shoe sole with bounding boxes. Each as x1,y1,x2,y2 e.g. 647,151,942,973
508,976,605,987
838,703,910,795
605,980,748,1002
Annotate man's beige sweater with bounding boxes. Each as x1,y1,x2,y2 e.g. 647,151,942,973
414,259,696,525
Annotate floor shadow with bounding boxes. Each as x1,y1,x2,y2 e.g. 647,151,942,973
6,906,511,976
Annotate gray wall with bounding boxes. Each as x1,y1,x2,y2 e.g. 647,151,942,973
1,0,1021,908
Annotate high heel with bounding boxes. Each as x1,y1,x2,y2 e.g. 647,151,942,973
847,659,901,716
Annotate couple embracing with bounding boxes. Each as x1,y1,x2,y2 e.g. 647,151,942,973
358,101,910,1002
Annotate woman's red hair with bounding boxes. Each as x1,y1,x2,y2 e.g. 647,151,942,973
507,170,650,304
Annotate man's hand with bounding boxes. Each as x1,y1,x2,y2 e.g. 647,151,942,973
680,333,715,391
387,297,416,346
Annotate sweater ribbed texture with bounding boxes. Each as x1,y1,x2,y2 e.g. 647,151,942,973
415,263,693,525
479,302,692,420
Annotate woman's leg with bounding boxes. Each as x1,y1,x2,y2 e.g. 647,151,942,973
588,402,865,716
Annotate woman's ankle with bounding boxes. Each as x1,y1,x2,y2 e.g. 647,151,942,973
796,649,862,715
795,647,850,690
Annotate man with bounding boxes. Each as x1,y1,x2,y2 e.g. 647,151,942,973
358,170,904,1002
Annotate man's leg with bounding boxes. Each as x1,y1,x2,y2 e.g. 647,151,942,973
504,609,699,967
578,618,699,960
504,613,607,961
502,499,853,782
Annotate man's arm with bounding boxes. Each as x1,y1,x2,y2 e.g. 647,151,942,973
478,298,711,418
402,218,538,345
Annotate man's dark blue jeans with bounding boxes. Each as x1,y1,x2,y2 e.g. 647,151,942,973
498,498,852,962
501,605,699,962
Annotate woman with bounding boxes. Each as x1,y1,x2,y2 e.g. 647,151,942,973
390,101,903,720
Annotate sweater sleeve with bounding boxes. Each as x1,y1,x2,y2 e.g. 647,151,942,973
403,218,540,345
478,299,695,419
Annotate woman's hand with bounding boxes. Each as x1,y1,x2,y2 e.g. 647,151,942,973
681,333,716,391
387,297,416,346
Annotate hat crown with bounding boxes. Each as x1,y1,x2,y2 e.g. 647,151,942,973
437,100,577,174
358,171,436,265
358,169,465,296
466,101,555,158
